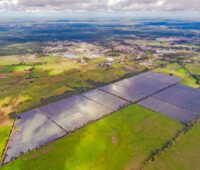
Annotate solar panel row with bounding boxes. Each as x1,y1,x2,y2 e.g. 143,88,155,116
100,71,178,102
82,89,129,111
139,71,181,84
3,110,66,164
139,97,197,123
139,84,200,123
39,95,113,132
153,84,200,113
100,84,146,102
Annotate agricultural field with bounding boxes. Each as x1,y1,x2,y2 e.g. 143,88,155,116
0,105,183,170
0,126,12,160
0,55,143,116
185,63,200,75
0,55,145,161
145,120,200,170
155,63,200,88
0,43,42,56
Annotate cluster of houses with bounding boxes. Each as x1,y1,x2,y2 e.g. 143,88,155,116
39,37,200,68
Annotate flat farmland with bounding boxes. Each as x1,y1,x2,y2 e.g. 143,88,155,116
0,126,12,160
185,63,200,75
0,56,143,117
1,105,183,170
145,121,200,170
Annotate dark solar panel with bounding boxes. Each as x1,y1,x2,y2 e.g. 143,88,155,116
100,83,146,102
3,109,66,164
116,76,170,96
139,97,197,123
82,89,129,111
139,71,181,84
39,95,111,132
153,84,200,112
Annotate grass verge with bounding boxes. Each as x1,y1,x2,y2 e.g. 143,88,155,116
0,126,12,161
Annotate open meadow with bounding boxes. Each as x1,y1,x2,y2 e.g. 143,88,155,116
185,63,200,75
145,120,200,170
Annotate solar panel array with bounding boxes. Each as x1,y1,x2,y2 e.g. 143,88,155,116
153,85,200,113
100,71,180,102
2,71,184,164
139,84,200,123
82,89,129,111
100,83,146,102
139,97,197,123
39,95,112,132
139,71,181,84
3,110,66,164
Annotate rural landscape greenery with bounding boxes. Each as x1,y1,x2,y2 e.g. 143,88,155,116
0,0,200,170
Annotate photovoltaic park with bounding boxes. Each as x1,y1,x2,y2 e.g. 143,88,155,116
1,71,200,166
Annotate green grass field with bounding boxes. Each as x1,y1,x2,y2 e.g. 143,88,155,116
0,65,33,73
0,43,41,56
0,105,183,170
145,121,200,170
0,126,12,160
0,55,143,116
155,63,199,88
185,63,200,75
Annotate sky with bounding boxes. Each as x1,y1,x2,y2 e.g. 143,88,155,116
0,0,200,19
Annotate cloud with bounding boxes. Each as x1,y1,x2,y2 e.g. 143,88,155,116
0,0,200,13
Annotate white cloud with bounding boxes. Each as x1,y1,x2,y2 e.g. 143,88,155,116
0,0,18,6
154,0,165,7
0,0,199,13
107,0,123,7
